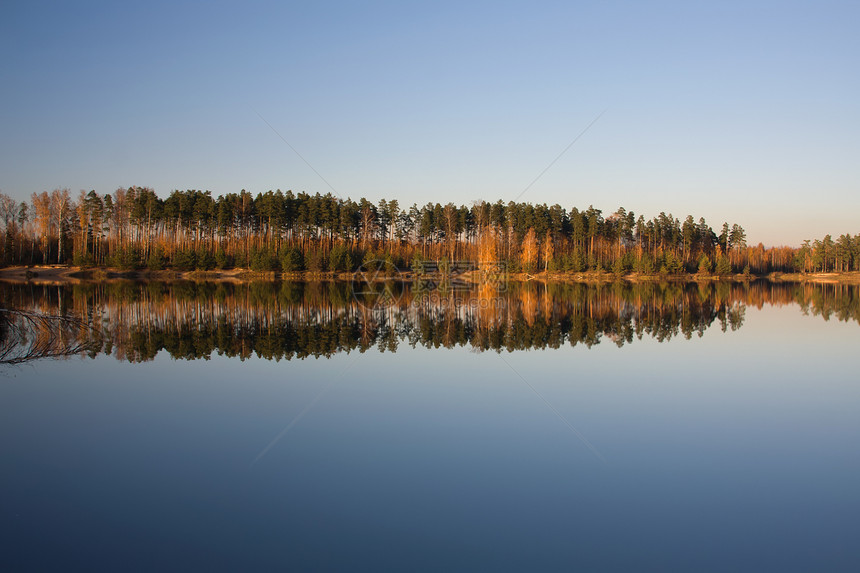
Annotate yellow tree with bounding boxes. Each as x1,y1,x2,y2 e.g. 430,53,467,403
521,227,537,273
543,230,554,272
478,226,497,267
51,188,71,263
31,191,52,262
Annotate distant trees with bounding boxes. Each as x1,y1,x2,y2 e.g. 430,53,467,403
0,188,857,275
790,233,860,274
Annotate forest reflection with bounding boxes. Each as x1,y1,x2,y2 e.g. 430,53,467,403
1,280,858,363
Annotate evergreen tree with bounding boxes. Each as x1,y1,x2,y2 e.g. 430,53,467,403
715,255,732,276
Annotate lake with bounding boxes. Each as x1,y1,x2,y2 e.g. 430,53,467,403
1,279,859,571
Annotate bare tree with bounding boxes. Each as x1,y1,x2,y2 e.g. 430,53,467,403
50,188,71,263
31,191,52,262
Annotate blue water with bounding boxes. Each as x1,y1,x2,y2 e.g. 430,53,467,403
2,303,859,571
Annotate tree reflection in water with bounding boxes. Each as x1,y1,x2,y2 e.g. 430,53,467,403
0,280,856,363
0,309,100,365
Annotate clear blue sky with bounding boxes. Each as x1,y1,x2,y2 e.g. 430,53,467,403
1,0,857,246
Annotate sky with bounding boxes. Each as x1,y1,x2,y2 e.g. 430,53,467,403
1,0,857,247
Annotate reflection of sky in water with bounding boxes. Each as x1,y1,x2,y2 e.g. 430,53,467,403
1,303,859,571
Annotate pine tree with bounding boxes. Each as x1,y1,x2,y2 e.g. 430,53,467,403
715,255,732,276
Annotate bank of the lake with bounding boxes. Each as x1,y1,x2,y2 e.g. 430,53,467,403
2,264,860,285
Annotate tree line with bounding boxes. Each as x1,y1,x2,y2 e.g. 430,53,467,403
1,187,858,275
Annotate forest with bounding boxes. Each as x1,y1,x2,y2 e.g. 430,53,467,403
1,187,858,276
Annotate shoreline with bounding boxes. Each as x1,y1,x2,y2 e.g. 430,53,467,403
1,265,859,286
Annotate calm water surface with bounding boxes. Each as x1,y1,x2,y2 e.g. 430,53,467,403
1,281,859,571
